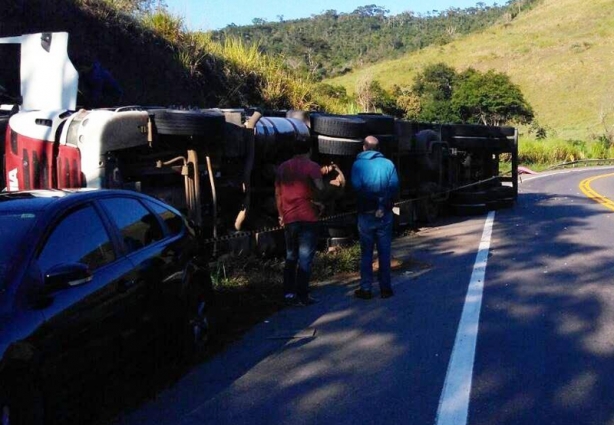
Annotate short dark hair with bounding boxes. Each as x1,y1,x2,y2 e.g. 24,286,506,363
294,136,312,155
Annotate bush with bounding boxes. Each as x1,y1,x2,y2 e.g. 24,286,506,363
518,136,614,167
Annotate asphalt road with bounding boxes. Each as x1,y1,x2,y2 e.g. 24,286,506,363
113,167,614,425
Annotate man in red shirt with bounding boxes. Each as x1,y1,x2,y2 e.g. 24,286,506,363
275,137,325,306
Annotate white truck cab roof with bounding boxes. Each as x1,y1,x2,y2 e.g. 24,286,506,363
0,32,78,111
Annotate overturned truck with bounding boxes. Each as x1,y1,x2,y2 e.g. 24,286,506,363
1,32,518,256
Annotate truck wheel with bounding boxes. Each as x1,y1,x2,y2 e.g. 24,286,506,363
372,134,396,157
317,135,363,156
415,129,441,153
444,123,516,138
448,137,511,151
450,190,489,204
357,113,395,134
416,183,441,224
487,186,516,209
150,109,225,138
312,114,366,139
449,203,488,216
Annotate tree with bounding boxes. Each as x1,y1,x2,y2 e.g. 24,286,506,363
352,5,389,17
393,85,422,119
108,0,164,15
412,62,457,100
412,63,458,122
452,68,534,126
356,75,376,112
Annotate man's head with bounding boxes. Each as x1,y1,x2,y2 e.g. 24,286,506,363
294,136,313,155
363,135,379,151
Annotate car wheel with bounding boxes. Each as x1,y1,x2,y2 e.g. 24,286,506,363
1,403,9,425
182,269,214,362
0,383,44,425
189,300,210,351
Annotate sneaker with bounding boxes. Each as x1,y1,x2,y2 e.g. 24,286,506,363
380,289,394,299
297,295,319,306
354,289,373,300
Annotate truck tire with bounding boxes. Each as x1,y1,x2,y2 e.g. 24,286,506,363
312,114,366,139
448,137,511,151
415,129,441,153
150,109,225,138
372,134,397,158
449,203,488,216
416,182,441,224
487,186,516,209
450,190,489,204
357,113,395,135
443,124,516,138
317,135,363,156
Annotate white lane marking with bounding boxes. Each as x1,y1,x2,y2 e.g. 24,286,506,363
435,211,495,425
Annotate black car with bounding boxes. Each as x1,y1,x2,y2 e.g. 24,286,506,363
0,189,213,425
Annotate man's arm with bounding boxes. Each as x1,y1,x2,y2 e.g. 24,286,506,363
275,181,284,226
311,174,326,216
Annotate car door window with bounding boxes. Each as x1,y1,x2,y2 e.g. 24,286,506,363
100,198,164,252
144,200,184,236
38,206,115,272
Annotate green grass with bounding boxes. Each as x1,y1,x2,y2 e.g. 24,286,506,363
325,0,614,141
211,242,361,290
517,136,614,169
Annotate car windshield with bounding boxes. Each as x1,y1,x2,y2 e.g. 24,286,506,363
0,212,37,289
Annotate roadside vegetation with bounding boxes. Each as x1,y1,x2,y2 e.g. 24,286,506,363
212,2,542,80
326,0,614,144
5,0,613,170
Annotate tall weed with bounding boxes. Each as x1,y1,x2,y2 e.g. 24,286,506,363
518,137,614,167
141,9,184,43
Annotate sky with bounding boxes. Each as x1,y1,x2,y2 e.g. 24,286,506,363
166,0,501,31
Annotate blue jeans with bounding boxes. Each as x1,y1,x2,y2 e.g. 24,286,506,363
283,221,319,300
358,211,393,292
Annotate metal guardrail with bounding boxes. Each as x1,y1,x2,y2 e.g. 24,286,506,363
546,159,614,170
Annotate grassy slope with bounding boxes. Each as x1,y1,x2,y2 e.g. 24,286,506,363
326,0,614,140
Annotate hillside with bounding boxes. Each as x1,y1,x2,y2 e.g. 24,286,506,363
325,0,614,141
212,3,518,80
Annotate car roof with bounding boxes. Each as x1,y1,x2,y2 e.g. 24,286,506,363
0,189,158,213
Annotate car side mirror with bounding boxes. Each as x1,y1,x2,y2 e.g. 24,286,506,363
44,263,92,292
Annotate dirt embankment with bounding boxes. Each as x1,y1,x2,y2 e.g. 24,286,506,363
0,0,229,108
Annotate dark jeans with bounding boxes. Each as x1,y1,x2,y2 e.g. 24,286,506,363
283,221,319,299
357,211,393,292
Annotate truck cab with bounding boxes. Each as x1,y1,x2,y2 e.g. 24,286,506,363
1,32,82,191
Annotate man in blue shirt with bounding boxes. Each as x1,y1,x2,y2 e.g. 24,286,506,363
351,135,400,299
82,60,123,108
